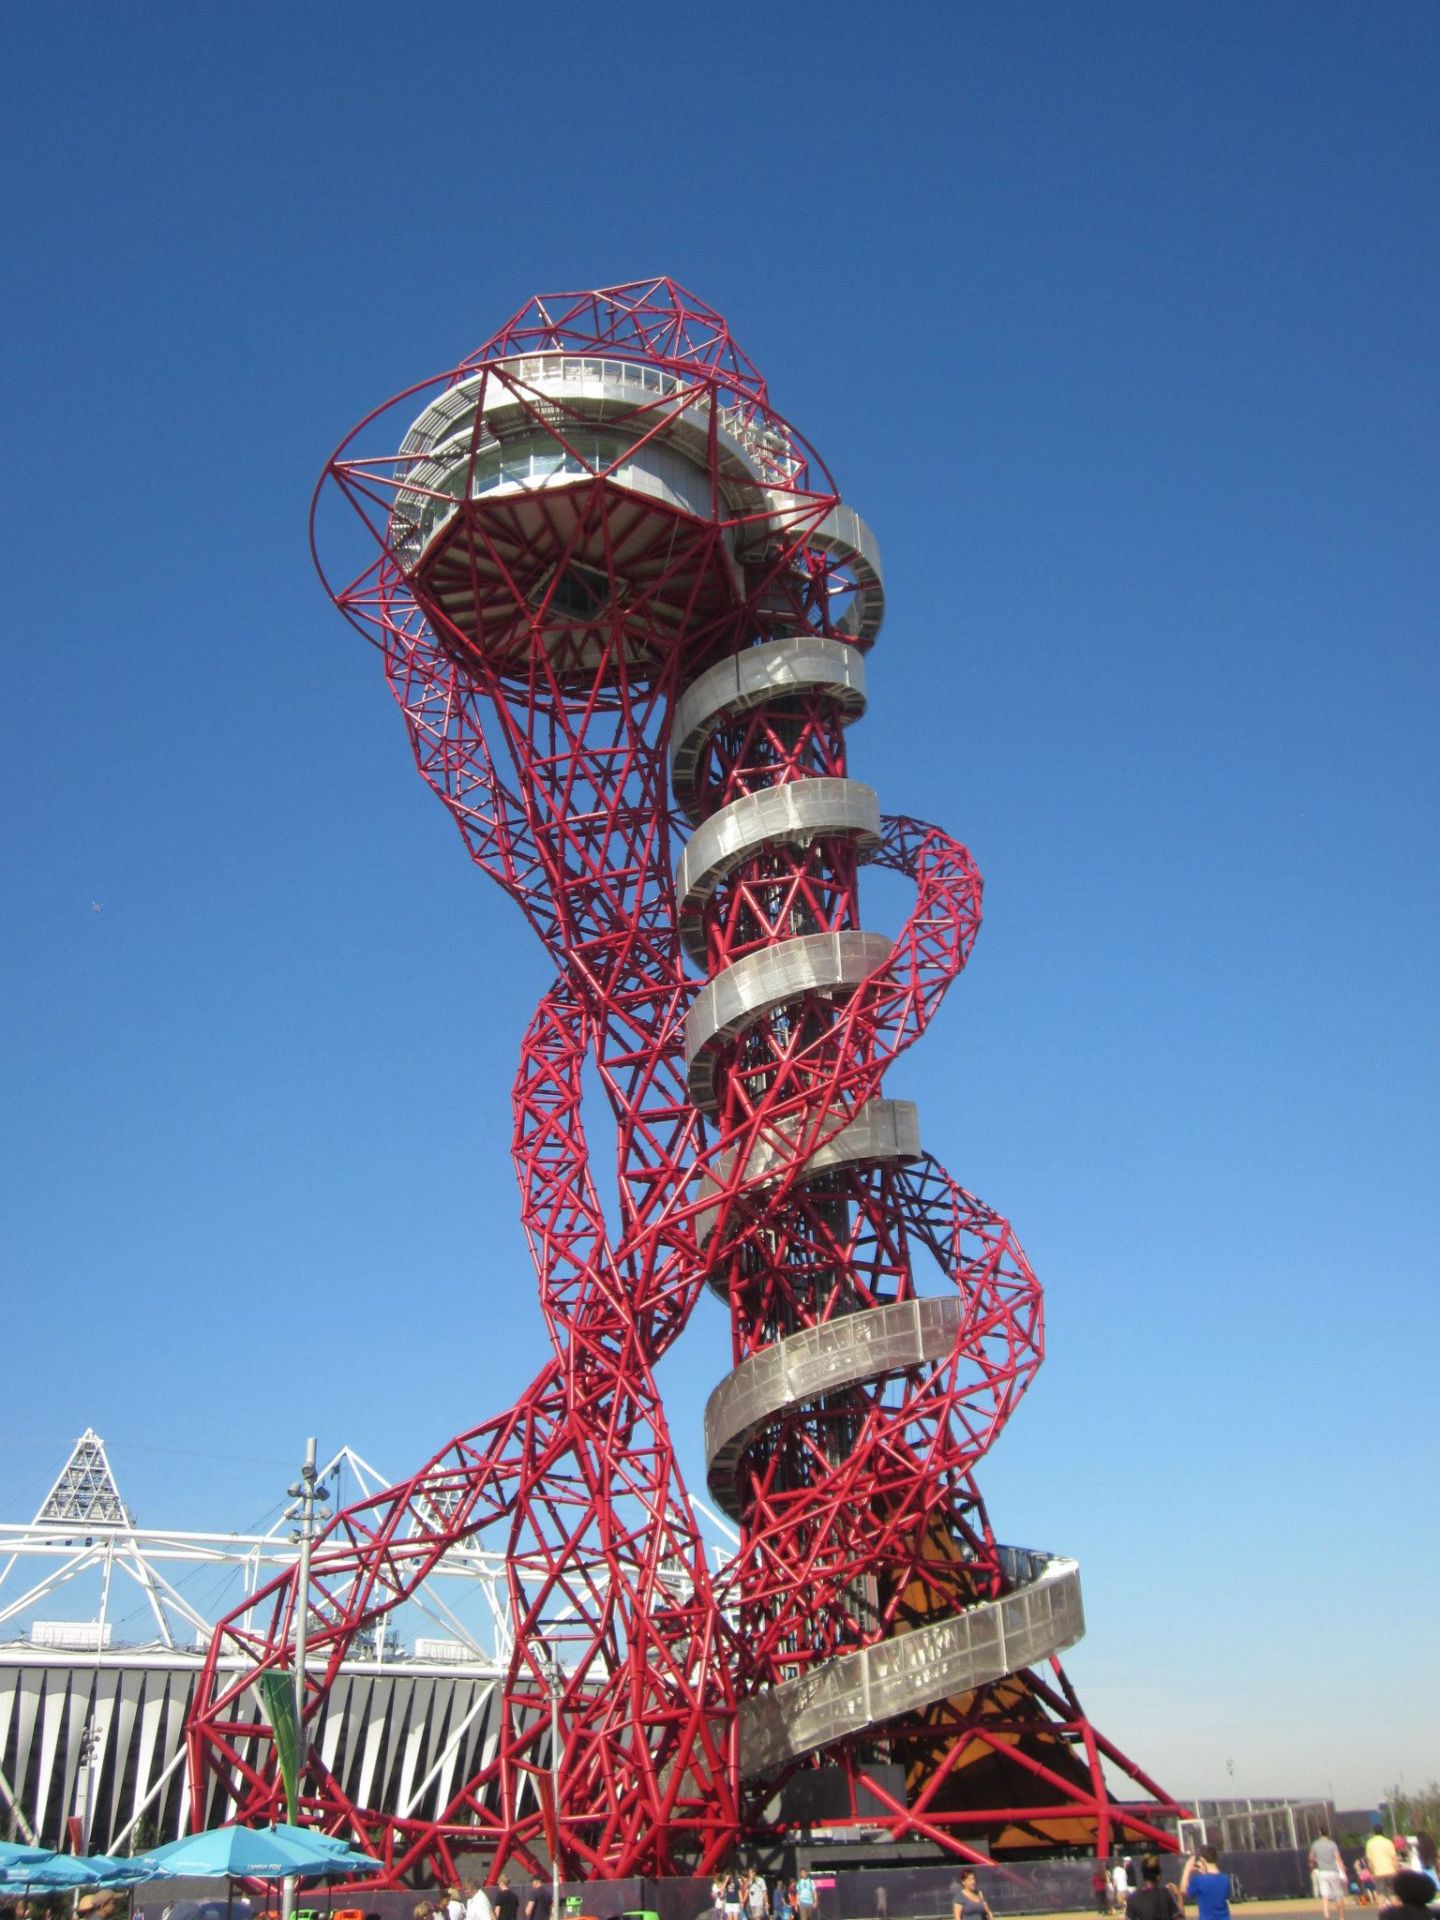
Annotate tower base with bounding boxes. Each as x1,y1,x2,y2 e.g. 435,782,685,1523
753,1656,1187,1860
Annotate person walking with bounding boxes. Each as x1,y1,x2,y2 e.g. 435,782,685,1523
1094,1865,1113,1916
524,1875,552,1920
1310,1832,1348,1920
723,1869,744,1920
1126,1856,1180,1920
953,1870,993,1920
492,1879,518,1920
1367,1830,1401,1910
796,1872,817,1920
748,1871,770,1920
1112,1863,1132,1912
464,1879,495,1920
1180,1844,1232,1920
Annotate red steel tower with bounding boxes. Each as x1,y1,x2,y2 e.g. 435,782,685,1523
187,280,1184,1879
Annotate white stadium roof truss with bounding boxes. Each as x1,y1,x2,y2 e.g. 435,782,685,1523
0,1429,738,1850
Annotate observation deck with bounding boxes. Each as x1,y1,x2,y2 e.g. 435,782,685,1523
388,353,884,675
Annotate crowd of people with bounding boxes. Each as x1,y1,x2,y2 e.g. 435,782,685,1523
1086,1832,1439,1920
712,1867,819,1920
1307,1827,1440,1917
410,1873,543,1920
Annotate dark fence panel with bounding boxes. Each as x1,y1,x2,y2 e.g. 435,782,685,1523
118,1849,1317,1920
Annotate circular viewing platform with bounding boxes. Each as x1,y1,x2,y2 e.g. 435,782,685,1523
386,353,885,656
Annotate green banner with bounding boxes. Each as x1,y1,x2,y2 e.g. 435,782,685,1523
257,1670,300,1821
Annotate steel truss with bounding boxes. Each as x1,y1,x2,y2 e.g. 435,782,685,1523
186,279,1185,1879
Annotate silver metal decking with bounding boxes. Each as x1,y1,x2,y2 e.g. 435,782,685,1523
737,1555,1085,1777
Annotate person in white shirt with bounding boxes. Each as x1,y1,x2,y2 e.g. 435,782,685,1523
465,1882,494,1920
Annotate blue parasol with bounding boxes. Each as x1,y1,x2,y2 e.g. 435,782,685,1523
266,1826,382,1876
84,1855,163,1884
0,1841,54,1871
137,1825,380,1880
0,1855,103,1891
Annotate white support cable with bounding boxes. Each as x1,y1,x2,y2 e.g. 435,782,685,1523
105,1742,188,1855
116,1547,225,1643
120,1542,179,1649
0,1754,40,1843
0,1543,99,1627
395,1684,495,1819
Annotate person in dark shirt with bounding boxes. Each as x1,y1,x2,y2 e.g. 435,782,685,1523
491,1879,518,1920
523,1877,552,1920
1125,1856,1180,1920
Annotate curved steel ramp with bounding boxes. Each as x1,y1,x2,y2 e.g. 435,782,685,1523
737,1552,1085,1778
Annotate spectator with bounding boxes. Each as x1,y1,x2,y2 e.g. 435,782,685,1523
953,1870,993,1920
1380,1874,1439,1918
1413,1838,1438,1893
1180,1844,1232,1920
1368,1830,1401,1910
1126,1855,1180,1920
723,1870,744,1920
1310,1831,1348,1920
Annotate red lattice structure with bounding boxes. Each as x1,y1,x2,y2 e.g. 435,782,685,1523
187,280,1185,1879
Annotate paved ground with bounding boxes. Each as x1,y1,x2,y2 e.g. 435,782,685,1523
1030,1907,1317,1920
1040,1906,1338,1920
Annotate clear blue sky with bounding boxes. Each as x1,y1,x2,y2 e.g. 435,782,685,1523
2,2,1435,1811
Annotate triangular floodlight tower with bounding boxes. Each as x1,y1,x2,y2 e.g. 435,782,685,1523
34,1428,129,1526
0,1429,183,1647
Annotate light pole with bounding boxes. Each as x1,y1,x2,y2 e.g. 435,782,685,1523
286,1438,331,1786
280,1440,329,1920
534,1643,563,1920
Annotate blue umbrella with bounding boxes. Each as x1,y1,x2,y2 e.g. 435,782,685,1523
84,1855,162,1885
0,1855,103,1891
0,1841,54,1875
267,1827,382,1876
138,1825,378,1880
